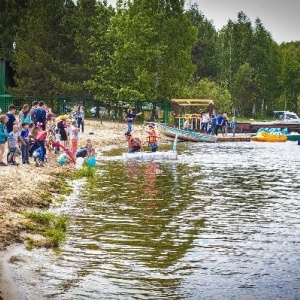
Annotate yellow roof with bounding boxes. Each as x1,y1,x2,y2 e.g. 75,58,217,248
171,99,214,106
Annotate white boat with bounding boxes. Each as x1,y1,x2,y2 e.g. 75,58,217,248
122,151,178,161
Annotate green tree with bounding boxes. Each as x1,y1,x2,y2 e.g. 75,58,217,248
231,63,259,117
250,18,281,116
216,12,253,89
280,42,300,113
88,0,197,108
182,78,232,114
84,1,115,105
186,4,219,81
10,0,91,97
0,0,27,49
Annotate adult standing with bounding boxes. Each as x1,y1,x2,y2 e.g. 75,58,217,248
125,108,142,135
30,101,39,124
0,114,10,166
76,105,84,133
35,101,47,130
210,109,217,135
6,104,18,133
215,113,223,136
201,112,209,133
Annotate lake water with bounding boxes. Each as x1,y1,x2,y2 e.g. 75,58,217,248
8,141,300,299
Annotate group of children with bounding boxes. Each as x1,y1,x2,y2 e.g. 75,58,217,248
0,103,95,167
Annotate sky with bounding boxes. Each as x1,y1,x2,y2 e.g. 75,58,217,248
104,0,300,44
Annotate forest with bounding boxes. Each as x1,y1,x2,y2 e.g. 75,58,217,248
0,0,299,118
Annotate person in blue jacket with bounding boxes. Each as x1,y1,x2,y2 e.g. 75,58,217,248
0,114,10,166
124,108,142,135
215,113,223,136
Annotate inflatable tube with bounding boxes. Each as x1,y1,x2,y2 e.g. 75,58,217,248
86,157,96,167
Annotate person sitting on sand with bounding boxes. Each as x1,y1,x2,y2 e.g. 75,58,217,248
125,133,142,153
76,139,95,158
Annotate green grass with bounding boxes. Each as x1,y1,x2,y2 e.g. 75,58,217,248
69,164,96,179
24,211,68,247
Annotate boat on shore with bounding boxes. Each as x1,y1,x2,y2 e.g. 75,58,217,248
157,123,217,143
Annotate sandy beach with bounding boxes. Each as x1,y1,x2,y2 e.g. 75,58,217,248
0,119,170,300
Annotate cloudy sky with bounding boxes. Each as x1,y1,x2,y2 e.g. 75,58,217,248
104,0,300,44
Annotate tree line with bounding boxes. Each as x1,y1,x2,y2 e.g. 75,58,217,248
0,0,299,118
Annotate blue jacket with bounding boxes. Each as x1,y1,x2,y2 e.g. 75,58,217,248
0,123,10,143
35,108,46,123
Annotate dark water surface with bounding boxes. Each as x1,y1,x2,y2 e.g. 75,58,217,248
10,142,300,299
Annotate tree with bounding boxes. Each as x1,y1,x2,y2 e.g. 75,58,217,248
10,0,91,97
280,42,300,113
186,4,219,81
0,0,27,49
88,0,197,108
250,18,281,116
182,78,232,114
231,63,259,117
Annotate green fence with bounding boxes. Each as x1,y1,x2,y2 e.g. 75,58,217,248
0,95,96,114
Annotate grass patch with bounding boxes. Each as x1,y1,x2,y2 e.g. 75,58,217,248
24,211,68,247
48,177,73,196
69,164,96,179
56,196,66,203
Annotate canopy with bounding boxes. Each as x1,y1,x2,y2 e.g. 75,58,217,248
171,99,214,106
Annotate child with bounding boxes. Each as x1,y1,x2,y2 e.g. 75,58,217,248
145,123,158,152
28,124,39,157
86,138,95,157
230,117,237,137
33,123,47,166
55,128,61,154
0,114,10,166
20,122,30,164
7,124,21,165
57,115,67,147
76,139,95,159
70,120,79,158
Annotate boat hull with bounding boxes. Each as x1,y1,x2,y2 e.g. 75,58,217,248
157,124,217,143
237,122,300,134
122,151,178,161
286,134,300,141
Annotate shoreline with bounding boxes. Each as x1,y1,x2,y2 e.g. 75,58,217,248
0,119,170,299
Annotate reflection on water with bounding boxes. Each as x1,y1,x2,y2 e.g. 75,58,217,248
10,142,300,299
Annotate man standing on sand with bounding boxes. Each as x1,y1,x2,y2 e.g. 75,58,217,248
30,101,39,125
35,101,47,130
124,108,142,135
